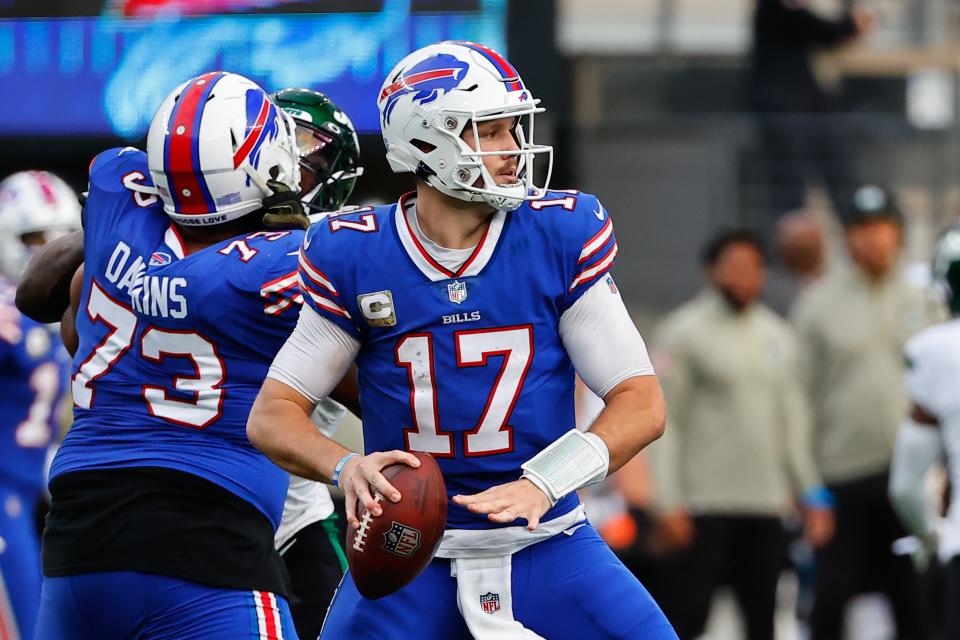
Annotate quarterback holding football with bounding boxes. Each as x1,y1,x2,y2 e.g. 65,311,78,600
248,41,677,638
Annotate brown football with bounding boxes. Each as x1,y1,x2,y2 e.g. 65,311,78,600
346,451,447,599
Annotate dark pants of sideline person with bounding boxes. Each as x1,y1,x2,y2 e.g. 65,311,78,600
656,515,786,640
941,555,960,639
811,472,927,640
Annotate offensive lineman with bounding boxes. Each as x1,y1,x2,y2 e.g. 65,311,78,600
40,87,365,640
24,72,310,638
248,41,676,638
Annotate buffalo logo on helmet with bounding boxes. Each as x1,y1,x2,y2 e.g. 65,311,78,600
234,89,282,185
381,521,421,557
380,53,470,124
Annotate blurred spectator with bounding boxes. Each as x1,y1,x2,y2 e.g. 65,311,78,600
765,210,826,315
648,229,832,640
790,185,931,639
749,0,874,226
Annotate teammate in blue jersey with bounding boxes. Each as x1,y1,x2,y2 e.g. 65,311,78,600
0,170,77,640
248,41,677,638
18,72,320,639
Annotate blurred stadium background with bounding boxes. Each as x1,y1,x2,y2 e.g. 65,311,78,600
4,1,960,637
3,0,959,315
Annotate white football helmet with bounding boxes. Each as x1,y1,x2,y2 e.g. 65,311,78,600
147,71,300,227
0,171,81,278
377,41,553,212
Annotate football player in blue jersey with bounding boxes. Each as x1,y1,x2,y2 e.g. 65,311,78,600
0,171,78,640
14,71,384,640
26,86,367,640
248,41,677,638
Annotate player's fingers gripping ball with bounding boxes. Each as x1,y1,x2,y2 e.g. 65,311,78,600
340,450,420,527
345,451,447,599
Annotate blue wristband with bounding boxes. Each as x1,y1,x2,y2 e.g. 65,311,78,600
332,453,359,489
802,485,836,509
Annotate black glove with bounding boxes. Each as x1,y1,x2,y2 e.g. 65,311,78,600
261,179,309,230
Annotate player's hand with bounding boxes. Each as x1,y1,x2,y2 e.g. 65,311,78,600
261,179,309,230
653,509,695,552
452,478,552,531
803,506,835,548
338,450,421,530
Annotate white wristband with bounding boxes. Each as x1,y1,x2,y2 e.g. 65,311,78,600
521,430,610,507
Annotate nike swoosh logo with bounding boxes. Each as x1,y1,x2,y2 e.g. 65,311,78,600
593,205,604,221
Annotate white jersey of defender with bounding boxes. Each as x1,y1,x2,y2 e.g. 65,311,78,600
275,397,348,549
905,318,960,561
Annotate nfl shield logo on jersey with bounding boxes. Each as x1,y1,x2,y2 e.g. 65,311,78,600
480,592,500,614
447,280,468,304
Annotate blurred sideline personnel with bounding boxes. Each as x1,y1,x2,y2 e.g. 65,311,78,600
889,226,960,638
0,171,78,639
649,229,832,640
271,87,362,640
749,0,873,225
791,185,931,639
764,210,825,316
20,72,311,639
247,41,677,638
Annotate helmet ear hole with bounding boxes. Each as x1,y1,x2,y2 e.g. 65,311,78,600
411,139,437,154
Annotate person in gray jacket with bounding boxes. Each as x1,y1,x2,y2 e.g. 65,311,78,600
791,185,930,639
649,229,833,640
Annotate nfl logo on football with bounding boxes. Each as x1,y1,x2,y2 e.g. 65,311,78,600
480,592,500,614
381,521,422,558
447,280,468,304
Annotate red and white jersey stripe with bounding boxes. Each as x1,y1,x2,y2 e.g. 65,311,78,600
260,271,303,316
297,274,352,319
570,243,618,292
578,218,613,265
298,249,338,296
253,590,284,639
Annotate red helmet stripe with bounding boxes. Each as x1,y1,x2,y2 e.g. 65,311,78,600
452,41,524,92
164,71,225,215
379,68,459,102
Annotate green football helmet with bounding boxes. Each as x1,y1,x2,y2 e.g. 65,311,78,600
933,225,960,317
272,88,363,213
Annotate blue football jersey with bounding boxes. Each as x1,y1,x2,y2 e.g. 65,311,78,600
0,279,68,495
299,190,618,529
51,147,304,527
